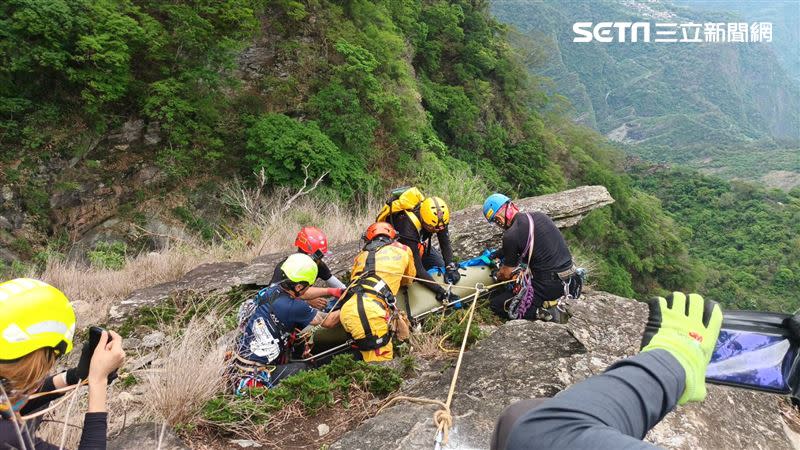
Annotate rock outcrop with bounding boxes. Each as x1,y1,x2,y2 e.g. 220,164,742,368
332,291,792,450
108,422,188,450
109,185,614,321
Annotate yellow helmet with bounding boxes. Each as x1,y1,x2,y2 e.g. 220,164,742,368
419,196,450,232
0,278,76,362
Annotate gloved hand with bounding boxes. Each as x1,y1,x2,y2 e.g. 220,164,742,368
443,263,461,285
640,292,722,405
66,339,119,385
436,290,461,304
327,287,345,299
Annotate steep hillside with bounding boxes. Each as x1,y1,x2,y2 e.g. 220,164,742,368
491,0,800,183
631,165,800,312
0,0,700,300
674,0,800,85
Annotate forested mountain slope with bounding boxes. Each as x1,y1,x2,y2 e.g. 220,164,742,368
491,0,800,184
0,0,753,304
631,166,800,312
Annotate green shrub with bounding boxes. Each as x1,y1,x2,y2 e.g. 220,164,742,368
173,206,215,242
87,241,127,270
244,113,376,199
412,152,488,210
201,354,402,427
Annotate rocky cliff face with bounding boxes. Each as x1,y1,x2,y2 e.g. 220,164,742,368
104,185,795,449
109,185,614,321
332,291,794,450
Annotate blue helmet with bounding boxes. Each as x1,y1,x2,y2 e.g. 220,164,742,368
483,193,510,222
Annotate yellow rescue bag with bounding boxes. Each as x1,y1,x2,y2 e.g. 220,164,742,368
376,186,425,226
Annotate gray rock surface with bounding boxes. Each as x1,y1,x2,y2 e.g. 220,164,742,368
110,186,613,322
108,422,188,450
331,292,792,450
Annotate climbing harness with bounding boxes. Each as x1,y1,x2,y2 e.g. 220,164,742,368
227,353,277,395
506,213,535,319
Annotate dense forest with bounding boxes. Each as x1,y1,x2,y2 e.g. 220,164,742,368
0,0,700,302
3,0,798,314
631,166,800,312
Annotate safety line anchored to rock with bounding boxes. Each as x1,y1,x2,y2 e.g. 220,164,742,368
378,280,513,449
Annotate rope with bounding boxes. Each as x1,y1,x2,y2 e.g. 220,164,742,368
434,289,481,446
372,280,514,448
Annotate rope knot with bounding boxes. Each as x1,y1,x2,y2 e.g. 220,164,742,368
434,408,453,444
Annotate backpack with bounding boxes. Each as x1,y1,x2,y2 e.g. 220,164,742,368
376,186,425,231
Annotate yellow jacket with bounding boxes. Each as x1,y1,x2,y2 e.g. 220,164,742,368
341,241,415,362
350,241,416,294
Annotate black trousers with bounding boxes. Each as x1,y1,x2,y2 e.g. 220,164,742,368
489,279,564,320
422,245,445,270
490,398,547,450
270,362,310,385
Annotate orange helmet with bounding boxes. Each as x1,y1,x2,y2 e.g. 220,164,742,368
365,222,397,241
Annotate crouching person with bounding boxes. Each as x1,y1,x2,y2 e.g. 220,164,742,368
232,253,340,394
340,222,415,362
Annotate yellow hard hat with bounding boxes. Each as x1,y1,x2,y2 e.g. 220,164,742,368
419,197,450,232
0,278,76,361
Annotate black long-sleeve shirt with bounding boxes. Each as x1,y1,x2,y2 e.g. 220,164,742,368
506,349,685,449
389,211,452,296
1,376,108,449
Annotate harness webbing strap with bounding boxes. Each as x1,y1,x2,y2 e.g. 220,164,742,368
357,292,373,341
365,248,377,274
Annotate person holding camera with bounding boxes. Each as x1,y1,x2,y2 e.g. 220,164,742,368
0,278,125,449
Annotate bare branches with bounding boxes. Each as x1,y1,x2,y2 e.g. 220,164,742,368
281,164,329,213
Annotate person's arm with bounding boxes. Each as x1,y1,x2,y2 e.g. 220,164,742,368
18,376,62,415
410,244,446,296
320,310,341,328
401,247,417,286
506,350,683,450
308,310,340,328
299,287,336,309
78,330,125,450
436,228,454,265
324,275,346,290
506,292,722,450
496,228,522,281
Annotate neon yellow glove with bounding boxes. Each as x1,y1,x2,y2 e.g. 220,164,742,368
640,292,723,405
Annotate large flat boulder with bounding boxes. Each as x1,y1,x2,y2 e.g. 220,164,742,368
331,292,792,450
110,186,613,322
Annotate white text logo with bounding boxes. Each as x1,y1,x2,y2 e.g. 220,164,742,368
572,22,773,43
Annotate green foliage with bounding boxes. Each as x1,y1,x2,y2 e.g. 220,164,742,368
117,288,251,337
491,0,800,183
4,0,703,305
202,354,402,426
173,206,215,242
245,113,376,199
412,152,488,210
87,241,127,270
631,167,800,312
1,0,263,175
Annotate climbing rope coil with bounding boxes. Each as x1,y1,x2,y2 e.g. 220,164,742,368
376,280,514,449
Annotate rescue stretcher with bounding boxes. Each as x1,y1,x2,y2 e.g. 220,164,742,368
292,262,499,362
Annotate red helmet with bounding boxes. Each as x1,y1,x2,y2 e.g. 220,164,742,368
365,222,397,241
295,227,329,260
